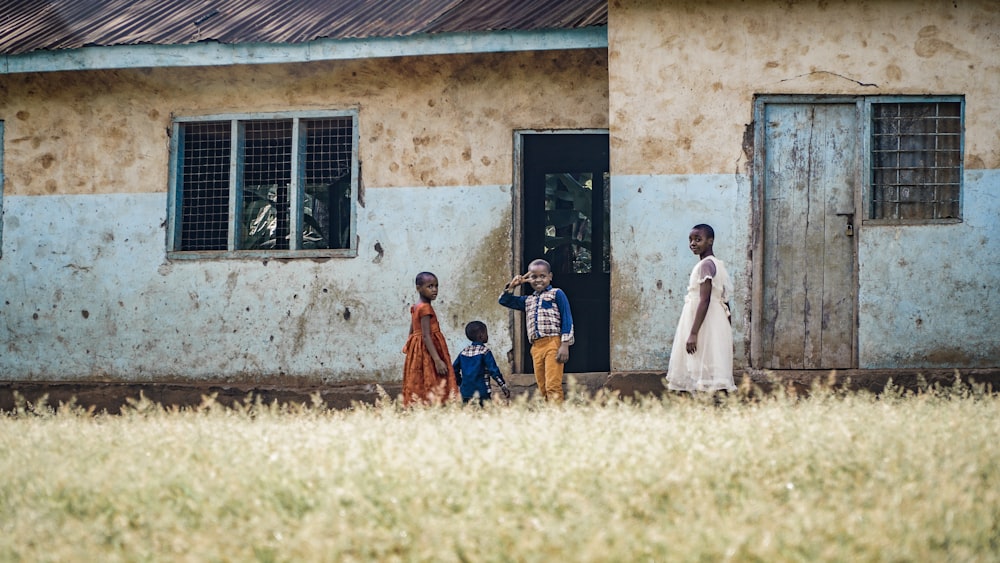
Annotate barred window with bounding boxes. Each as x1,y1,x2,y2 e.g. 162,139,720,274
869,99,963,222
168,111,358,257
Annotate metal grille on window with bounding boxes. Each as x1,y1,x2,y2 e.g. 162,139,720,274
179,122,231,251
242,120,293,250
304,118,354,249
871,101,962,220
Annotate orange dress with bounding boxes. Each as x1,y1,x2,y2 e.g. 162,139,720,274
402,302,458,406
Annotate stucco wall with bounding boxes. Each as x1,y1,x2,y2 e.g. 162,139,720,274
3,0,998,380
0,49,609,382
608,0,1000,370
610,174,751,371
1,187,511,382
857,169,1000,368
2,50,609,196
608,0,1000,175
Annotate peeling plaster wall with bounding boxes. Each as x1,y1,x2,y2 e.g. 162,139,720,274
1,187,513,382
608,0,1000,175
0,49,609,382
1,49,609,196
611,174,751,371
608,0,1000,370
857,170,1000,368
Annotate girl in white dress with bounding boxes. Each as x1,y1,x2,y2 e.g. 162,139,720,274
666,224,736,393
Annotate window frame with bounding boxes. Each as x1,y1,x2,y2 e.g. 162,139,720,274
862,95,965,225
167,110,359,259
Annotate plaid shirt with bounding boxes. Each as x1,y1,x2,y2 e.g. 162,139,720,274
499,285,574,344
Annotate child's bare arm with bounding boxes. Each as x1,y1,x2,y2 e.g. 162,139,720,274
687,259,717,353
686,279,713,354
420,315,448,375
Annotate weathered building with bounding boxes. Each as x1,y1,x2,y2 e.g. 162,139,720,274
608,0,999,374
0,0,997,397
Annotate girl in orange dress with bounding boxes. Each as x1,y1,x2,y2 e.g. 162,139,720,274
402,272,458,406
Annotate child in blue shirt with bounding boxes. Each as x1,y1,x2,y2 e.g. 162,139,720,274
453,321,510,405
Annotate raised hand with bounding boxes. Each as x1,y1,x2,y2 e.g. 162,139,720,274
507,272,531,288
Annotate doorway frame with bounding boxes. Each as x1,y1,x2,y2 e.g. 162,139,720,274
511,128,610,374
750,95,863,369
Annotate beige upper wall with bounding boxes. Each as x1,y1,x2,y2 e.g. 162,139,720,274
0,49,609,196
609,0,1000,175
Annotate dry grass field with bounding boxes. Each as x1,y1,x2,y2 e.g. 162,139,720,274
1,381,998,562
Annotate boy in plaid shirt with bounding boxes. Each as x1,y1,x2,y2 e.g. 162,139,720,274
498,259,574,403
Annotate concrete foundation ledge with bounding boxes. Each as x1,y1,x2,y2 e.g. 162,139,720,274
0,381,404,414
739,368,1000,396
605,368,1000,397
1,368,997,413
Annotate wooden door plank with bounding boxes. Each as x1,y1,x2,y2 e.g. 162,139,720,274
789,107,815,370
817,106,857,367
761,105,785,366
763,104,811,369
802,105,829,368
763,104,796,367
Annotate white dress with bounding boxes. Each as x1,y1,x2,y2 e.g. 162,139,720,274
666,256,735,392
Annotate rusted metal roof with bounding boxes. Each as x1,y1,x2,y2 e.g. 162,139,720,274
0,0,608,56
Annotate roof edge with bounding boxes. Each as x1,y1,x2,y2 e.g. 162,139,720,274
0,26,607,75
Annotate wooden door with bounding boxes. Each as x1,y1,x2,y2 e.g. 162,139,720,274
521,133,610,373
757,101,858,369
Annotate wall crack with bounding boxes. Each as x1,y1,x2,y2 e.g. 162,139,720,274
778,70,878,88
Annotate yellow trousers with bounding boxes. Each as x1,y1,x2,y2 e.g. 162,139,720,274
530,336,565,403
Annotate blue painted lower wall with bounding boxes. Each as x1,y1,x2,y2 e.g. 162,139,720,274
610,174,752,372
857,169,1000,368
611,169,1000,371
2,169,997,383
0,185,514,382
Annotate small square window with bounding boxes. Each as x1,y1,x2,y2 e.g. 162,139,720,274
869,99,963,222
169,111,358,258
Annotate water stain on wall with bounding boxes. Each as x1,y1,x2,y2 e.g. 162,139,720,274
914,25,972,59
610,279,648,372
448,217,514,372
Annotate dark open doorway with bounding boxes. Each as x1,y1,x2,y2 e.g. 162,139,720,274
519,132,610,373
